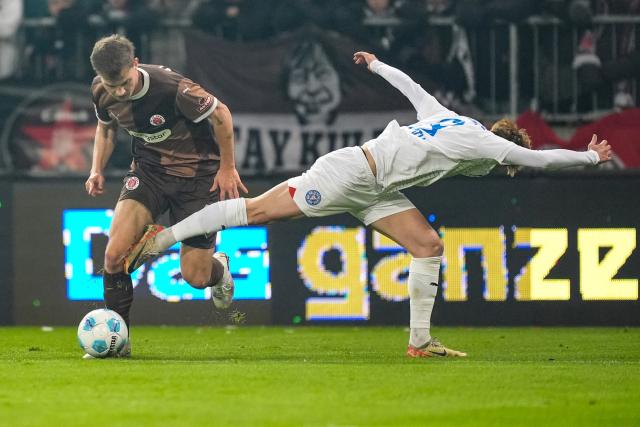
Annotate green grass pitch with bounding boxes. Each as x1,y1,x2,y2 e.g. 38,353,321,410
1,326,638,426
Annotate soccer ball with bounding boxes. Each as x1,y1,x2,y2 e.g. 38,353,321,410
77,309,128,358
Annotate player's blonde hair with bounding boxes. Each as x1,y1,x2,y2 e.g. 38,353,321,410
490,118,532,177
90,34,135,81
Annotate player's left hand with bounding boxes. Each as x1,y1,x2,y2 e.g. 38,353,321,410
211,166,249,200
353,51,378,71
587,134,612,163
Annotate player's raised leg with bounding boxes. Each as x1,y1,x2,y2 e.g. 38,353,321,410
370,209,466,358
125,181,303,274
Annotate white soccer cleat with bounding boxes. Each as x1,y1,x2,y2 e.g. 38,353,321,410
211,252,234,309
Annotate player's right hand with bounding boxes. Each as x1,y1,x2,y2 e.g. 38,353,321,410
353,51,378,71
85,172,105,197
587,134,612,163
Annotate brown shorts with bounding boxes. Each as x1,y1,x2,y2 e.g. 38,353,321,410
118,165,218,249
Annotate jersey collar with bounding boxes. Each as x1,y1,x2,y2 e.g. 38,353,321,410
130,67,149,100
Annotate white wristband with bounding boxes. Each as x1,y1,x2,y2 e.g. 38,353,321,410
369,60,382,74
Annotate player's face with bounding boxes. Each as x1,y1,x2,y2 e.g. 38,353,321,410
101,59,140,101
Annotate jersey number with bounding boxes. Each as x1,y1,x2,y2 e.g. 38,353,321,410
410,118,465,140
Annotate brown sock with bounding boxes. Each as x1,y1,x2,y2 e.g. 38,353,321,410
103,272,133,327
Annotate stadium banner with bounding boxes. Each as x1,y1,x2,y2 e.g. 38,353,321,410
9,179,278,326
269,176,640,326
184,29,415,174
4,175,639,326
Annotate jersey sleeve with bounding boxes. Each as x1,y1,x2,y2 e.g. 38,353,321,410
370,60,451,120
176,79,219,123
502,144,600,169
90,79,113,125
456,132,516,163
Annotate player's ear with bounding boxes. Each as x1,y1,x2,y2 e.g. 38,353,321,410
132,57,139,68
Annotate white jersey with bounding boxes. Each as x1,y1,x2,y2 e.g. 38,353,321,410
363,60,599,193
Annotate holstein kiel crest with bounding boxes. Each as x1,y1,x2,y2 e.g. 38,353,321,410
305,190,321,206
150,114,165,126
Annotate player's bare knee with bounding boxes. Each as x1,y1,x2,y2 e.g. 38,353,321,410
411,231,443,257
430,238,444,257
180,262,211,289
246,199,270,225
181,268,210,289
104,246,125,274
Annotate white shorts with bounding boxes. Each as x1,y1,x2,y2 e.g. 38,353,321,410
287,147,416,225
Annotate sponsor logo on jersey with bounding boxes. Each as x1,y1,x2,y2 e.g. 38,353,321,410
197,96,213,113
126,128,172,144
125,176,140,190
305,190,321,206
149,114,165,126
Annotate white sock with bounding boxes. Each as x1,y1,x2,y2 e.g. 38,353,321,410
408,256,441,348
155,198,248,251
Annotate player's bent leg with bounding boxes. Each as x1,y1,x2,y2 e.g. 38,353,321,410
180,245,234,309
106,199,154,273
104,199,153,329
245,181,305,224
125,182,305,274
370,209,442,258
371,209,467,358
179,245,215,288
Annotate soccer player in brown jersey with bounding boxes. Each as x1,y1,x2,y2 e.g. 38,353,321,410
85,34,247,356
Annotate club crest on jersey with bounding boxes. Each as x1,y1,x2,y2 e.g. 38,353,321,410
305,190,321,206
197,96,213,113
149,114,165,126
125,176,140,191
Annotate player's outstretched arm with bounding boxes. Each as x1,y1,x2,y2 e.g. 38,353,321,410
353,51,449,120
503,134,611,169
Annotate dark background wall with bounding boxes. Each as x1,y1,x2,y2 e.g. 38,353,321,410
2,174,639,326
0,180,12,324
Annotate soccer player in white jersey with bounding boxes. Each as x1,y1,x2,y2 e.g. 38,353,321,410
125,51,612,358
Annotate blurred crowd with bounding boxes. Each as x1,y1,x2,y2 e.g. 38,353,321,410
0,0,639,111
1,0,639,174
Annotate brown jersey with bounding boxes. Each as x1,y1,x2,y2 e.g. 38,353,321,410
91,65,220,177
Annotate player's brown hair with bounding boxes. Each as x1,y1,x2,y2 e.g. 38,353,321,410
490,118,532,177
90,34,135,81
